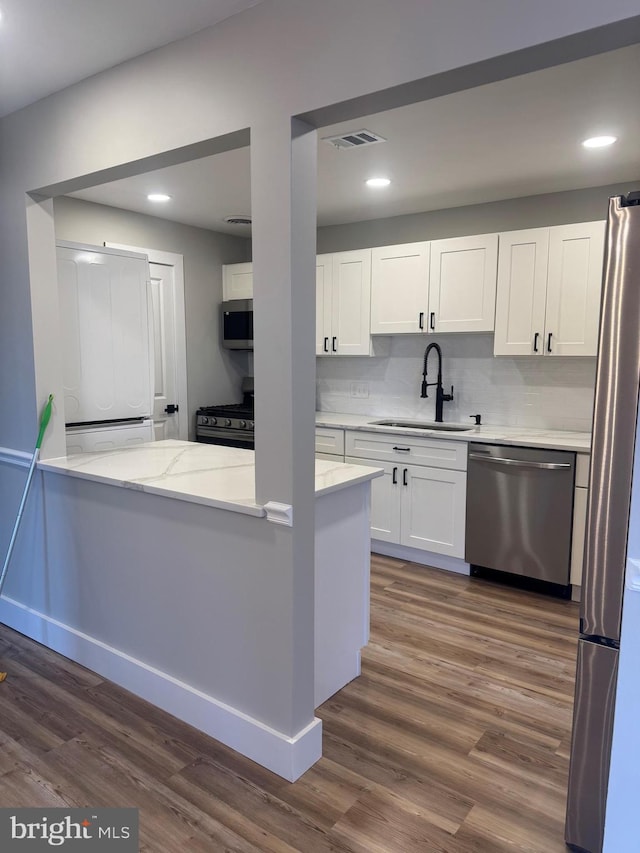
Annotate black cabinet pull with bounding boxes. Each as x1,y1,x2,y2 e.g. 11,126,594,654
332,336,337,352
164,403,179,414
323,336,329,353
403,468,408,486
430,312,435,330
533,332,539,353
547,332,553,353
393,446,410,452
419,312,424,330
392,466,397,484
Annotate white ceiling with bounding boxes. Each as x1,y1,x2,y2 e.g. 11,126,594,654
68,44,640,233
0,0,261,117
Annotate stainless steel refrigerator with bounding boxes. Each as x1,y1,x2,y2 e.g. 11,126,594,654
565,192,640,852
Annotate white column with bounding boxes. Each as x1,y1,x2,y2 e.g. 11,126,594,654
250,116,318,736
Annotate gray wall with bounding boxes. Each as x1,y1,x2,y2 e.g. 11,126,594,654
53,197,251,437
317,181,637,252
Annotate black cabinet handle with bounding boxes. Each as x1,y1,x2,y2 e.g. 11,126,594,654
403,468,408,486
332,336,337,352
547,332,553,353
323,336,329,353
430,312,435,330
392,466,397,485
164,404,179,414
533,332,539,353
419,312,424,330
393,446,410,452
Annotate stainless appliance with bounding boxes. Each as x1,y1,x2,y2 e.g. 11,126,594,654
565,192,640,853
465,442,575,595
195,377,254,449
221,298,253,350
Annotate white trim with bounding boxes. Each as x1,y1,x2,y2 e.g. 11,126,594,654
0,595,322,782
372,540,471,575
264,501,293,526
105,242,188,441
0,447,32,468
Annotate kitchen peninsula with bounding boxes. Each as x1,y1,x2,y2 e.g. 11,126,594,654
0,441,381,782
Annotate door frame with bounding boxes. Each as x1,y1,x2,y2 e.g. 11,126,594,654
105,242,188,441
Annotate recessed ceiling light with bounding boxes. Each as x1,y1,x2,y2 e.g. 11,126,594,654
582,136,618,149
366,177,391,188
147,193,172,202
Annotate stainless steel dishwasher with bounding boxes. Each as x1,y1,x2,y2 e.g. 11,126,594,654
465,443,575,595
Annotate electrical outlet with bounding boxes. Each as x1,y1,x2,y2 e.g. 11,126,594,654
350,381,369,399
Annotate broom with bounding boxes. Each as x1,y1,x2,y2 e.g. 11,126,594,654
0,394,54,681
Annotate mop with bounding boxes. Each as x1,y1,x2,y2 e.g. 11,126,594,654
0,394,54,681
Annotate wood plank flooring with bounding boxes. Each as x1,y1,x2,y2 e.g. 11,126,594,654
0,555,579,851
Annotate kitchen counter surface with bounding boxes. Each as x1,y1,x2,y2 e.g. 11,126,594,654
316,412,591,453
39,439,383,516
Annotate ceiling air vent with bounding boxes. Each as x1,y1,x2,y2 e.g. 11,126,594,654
322,129,387,150
224,215,252,225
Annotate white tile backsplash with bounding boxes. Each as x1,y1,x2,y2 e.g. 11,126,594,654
316,334,596,431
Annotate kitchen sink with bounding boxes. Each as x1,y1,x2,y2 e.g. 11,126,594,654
369,420,474,432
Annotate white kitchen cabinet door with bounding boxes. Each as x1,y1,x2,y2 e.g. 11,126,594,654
315,254,333,355
544,221,605,356
347,458,401,544
370,242,429,334
331,249,372,356
222,262,253,300
58,244,151,425
400,465,467,557
429,233,498,333
494,228,549,356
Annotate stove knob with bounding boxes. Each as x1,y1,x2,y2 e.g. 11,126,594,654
239,420,247,429
225,418,232,427
250,421,255,429
210,417,217,426
201,416,209,425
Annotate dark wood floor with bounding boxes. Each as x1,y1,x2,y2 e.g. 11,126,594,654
0,555,579,852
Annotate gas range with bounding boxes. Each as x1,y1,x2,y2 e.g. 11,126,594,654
195,378,255,449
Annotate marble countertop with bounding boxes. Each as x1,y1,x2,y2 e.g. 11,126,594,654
316,412,592,453
39,440,383,517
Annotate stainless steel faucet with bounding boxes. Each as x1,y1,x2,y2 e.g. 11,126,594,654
421,342,454,422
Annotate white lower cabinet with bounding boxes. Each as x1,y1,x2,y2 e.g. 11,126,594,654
315,427,345,458
346,430,467,559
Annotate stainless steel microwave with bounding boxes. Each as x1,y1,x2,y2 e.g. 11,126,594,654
221,299,253,350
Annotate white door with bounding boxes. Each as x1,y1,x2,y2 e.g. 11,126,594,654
149,262,181,441
332,249,372,356
429,233,498,333
544,221,605,357
400,464,467,557
370,242,430,334
494,228,549,356
106,243,188,440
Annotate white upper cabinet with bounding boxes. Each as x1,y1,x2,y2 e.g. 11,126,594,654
318,249,372,356
315,254,333,355
494,221,605,357
494,228,550,356
222,262,253,300
545,221,605,356
428,233,498,333
370,242,430,334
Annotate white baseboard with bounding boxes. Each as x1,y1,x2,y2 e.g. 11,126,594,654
0,595,322,782
371,541,470,575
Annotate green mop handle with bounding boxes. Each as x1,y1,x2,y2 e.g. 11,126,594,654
0,394,54,597
36,395,54,450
